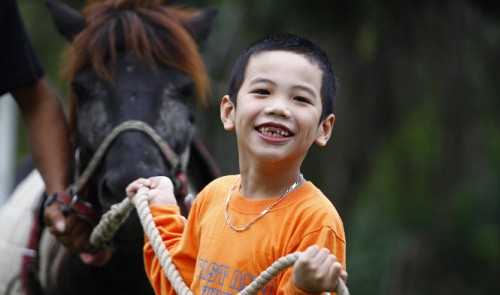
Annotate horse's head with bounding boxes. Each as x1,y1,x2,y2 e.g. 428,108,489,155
46,0,217,250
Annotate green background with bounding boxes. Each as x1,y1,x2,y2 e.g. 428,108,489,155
16,0,500,293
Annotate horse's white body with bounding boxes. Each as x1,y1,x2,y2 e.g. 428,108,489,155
0,170,44,295
0,169,198,295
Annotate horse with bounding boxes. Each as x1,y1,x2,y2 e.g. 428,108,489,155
0,0,219,294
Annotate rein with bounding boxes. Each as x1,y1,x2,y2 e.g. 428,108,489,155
53,120,191,238
68,120,191,197
90,188,350,295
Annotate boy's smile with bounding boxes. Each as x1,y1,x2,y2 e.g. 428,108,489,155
256,122,293,142
221,50,334,168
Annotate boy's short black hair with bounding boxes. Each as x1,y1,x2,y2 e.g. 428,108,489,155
227,33,338,119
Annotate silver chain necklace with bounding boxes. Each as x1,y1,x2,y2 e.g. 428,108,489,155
225,173,304,232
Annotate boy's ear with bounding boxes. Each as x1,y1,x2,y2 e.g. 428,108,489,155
220,95,235,130
315,114,335,146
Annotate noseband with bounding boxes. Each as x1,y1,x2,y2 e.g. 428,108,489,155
57,120,192,224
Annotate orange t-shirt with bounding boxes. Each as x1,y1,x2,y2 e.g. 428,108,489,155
144,175,346,295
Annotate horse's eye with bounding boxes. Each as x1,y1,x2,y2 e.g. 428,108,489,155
180,84,194,98
72,79,89,100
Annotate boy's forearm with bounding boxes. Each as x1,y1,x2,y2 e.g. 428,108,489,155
143,205,188,295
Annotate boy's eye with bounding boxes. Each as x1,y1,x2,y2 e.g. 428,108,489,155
253,89,270,95
294,96,311,104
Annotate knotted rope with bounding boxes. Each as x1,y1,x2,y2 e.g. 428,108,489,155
90,187,349,295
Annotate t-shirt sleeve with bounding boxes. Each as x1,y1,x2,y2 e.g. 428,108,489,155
143,205,190,295
279,225,346,295
0,0,44,95
143,197,204,295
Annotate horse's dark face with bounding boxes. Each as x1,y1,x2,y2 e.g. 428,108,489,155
42,2,217,292
73,53,195,249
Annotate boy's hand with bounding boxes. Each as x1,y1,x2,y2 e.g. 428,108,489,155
126,176,177,205
292,245,348,293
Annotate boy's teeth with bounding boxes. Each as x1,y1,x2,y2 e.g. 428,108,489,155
259,127,290,137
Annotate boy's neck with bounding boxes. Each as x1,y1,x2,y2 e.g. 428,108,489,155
238,166,304,200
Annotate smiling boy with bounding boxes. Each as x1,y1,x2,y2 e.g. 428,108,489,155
127,33,347,294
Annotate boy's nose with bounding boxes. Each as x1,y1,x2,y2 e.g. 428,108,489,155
264,98,291,118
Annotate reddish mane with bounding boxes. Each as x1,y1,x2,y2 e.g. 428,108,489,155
63,0,210,128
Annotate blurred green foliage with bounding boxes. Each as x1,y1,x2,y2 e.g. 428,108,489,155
17,0,500,293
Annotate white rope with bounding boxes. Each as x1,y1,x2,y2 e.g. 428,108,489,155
90,187,349,295
134,187,193,295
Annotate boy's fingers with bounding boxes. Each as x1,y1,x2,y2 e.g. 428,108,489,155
317,247,331,259
340,270,348,282
137,178,150,187
327,261,342,280
309,247,332,266
301,245,320,259
126,178,151,194
148,177,158,188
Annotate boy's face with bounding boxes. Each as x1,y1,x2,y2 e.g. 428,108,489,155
221,50,335,166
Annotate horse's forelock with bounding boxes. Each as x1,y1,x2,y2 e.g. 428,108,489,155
63,0,209,124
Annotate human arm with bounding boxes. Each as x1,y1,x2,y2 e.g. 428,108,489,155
293,245,348,294
4,0,94,255
12,79,94,254
12,78,71,196
127,176,197,295
274,187,347,295
3,0,71,195
143,205,188,295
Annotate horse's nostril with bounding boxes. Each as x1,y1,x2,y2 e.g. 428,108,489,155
99,169,159,207
98,176,128,210
97,179,111,210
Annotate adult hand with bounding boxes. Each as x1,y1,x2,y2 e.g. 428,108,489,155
43,202,93,253
292,245,348,293
44,200,113,266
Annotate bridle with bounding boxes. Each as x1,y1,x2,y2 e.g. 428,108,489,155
60,120,192,224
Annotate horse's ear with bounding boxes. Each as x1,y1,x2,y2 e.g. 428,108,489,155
187,7,218,44
44,0,86,41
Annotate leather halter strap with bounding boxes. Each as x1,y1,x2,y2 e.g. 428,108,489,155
44,192,101,225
